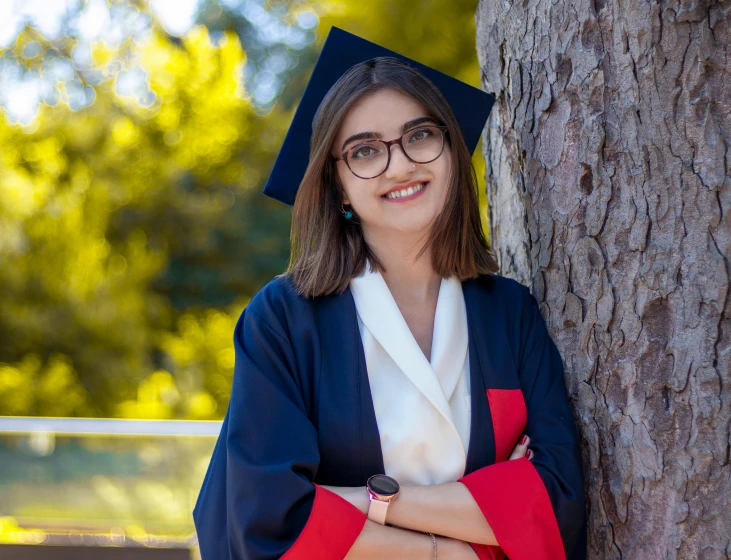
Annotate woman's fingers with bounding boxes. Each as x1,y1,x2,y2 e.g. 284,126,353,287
508,434,531,460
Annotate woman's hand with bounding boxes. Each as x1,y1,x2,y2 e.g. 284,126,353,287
509,434,534,460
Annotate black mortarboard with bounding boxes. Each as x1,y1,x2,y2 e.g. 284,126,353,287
263,26,496,206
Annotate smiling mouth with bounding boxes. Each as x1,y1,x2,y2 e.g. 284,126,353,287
382,182,429,201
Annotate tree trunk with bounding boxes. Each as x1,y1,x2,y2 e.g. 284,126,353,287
475,1,730,558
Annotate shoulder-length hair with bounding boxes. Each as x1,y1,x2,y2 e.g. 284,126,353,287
285,56,498,298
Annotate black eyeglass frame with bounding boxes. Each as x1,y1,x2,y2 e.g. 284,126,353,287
333,125,450,180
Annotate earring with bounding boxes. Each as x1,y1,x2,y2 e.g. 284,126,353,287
341,203,353,220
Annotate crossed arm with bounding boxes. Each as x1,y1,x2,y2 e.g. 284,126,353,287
322,435,534,559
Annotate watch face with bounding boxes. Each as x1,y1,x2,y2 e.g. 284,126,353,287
368,475,399,496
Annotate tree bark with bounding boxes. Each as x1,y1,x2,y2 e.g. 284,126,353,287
475,1,731,558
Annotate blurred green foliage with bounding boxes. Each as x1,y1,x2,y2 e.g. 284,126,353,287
0,0,487,420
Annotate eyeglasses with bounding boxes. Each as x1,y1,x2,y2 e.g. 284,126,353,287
334,125,449,179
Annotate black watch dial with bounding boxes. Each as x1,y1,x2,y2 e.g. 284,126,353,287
368,474,399,496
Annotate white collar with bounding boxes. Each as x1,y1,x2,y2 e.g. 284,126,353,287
349,266,469,434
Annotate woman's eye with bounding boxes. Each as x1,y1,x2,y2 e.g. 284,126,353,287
407,128,433,143
352,145,379,159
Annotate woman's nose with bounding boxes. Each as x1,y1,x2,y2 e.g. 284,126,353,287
384,143,414,179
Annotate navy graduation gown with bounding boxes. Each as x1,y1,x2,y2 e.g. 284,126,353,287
193,273,586,560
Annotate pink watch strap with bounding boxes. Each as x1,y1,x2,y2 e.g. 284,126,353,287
367,497,389,524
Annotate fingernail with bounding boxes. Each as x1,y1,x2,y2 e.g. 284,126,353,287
524,448,530,458
520,435,528,445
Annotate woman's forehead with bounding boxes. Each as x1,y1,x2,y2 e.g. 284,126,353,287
334,90,428,147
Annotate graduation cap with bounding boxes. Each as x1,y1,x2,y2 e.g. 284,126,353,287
263,26,496,206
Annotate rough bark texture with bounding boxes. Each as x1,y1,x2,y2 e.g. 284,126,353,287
475,1,731,558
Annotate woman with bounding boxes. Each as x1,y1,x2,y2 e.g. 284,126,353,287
194,27,586,560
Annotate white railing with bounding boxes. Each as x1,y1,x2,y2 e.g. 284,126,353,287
0,416,222,436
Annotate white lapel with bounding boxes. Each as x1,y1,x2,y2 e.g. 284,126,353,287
350,268,455,425
350,267,471,485
430,275,469,404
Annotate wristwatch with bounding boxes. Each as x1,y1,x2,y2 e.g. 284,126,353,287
366,474,400,525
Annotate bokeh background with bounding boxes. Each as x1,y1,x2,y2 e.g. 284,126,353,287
0,0,489,556
0,0,490,422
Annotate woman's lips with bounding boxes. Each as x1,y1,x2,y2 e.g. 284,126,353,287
381,182,429,203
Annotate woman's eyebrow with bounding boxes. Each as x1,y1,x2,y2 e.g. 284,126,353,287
340,116,438,151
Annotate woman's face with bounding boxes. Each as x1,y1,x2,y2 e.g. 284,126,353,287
331,88,452,239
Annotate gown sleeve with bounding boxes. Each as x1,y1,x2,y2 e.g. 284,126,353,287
458,285,586,560
193,305,367,560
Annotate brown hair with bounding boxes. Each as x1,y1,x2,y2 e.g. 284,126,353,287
285,57,498,298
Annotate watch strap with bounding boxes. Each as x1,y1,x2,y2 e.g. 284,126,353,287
367,497,389,525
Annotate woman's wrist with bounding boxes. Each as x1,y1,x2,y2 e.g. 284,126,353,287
353,486,370,515
348,486,369,516
425,532,437,559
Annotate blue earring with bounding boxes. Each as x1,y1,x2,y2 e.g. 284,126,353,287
341,203,353,220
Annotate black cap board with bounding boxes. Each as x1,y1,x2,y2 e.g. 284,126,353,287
262,26,496,206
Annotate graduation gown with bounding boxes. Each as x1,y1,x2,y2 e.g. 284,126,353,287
193,273,586,560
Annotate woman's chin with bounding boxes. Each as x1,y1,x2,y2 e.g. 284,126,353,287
374,218,436,236
358,206,440,237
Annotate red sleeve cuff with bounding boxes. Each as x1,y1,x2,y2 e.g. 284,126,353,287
468,542,505,560
282,484,366,559
459,458,565,560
